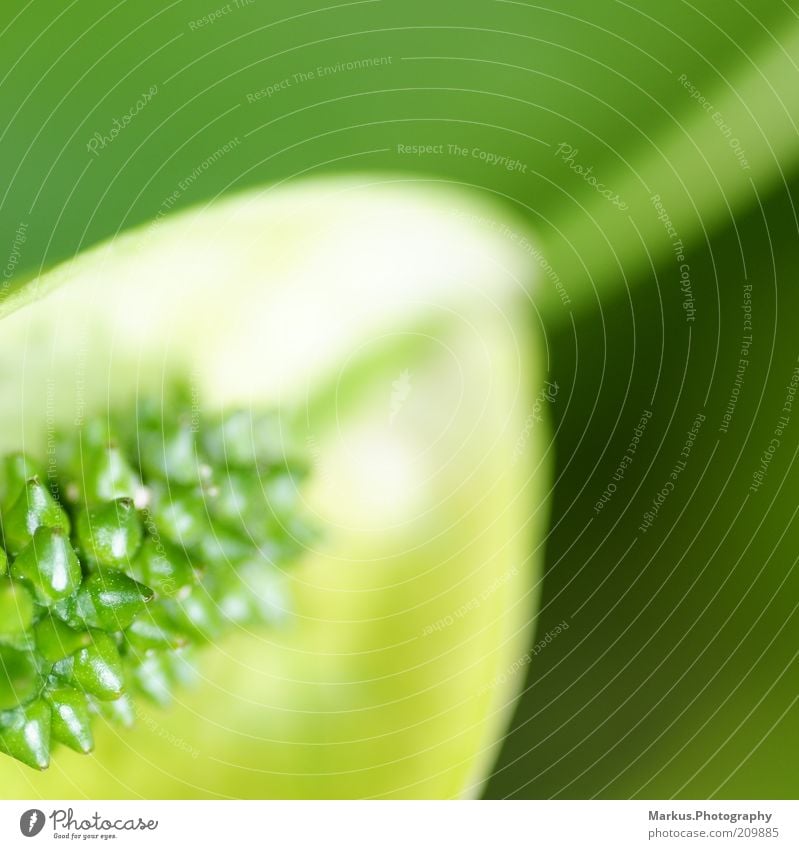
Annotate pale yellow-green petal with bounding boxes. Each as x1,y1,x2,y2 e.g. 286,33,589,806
0,177,548,798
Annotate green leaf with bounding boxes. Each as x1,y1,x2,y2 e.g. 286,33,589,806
539,18,799,321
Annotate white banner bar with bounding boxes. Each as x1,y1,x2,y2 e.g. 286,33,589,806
1,800,796,848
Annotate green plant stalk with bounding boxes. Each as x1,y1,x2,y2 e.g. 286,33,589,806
0,178,548,797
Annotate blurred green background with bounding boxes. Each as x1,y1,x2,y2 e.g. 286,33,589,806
2,0,799,798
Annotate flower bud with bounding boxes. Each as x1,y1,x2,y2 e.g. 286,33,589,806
0,580,35,644
55,631,125,701
204,409,286,469
34,615,92,663
46,687,94,754
161,588,223,644
0,452,45,512
0,387,312,770
131,537,194,598
125,605,187,651
2,477,70,556
196,523,252,565
0,646,39,711
148,486,210,548
11,527,82,605
68,570,153,632
0,698,50,769
129,652,176,707
92,692,134,728
72,439,143,506
76,498,143,568
140,416,206,486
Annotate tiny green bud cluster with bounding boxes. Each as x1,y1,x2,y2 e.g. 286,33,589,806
0,388,310,769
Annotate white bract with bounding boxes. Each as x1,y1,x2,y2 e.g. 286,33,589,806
0,177,549,798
